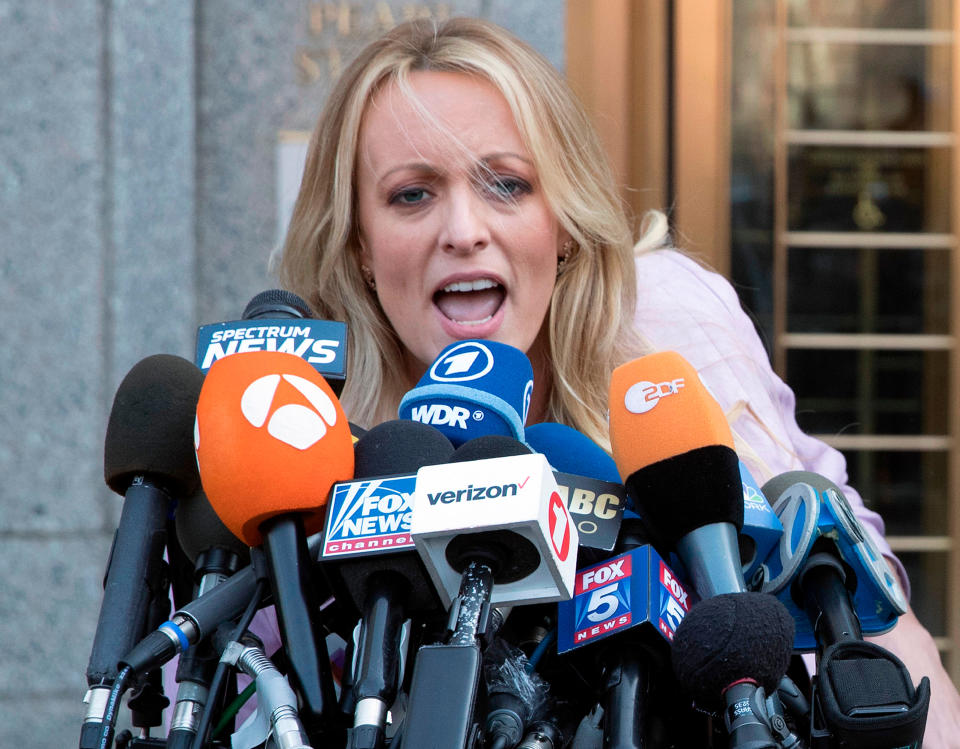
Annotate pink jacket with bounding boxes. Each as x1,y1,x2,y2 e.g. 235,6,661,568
632,248,909,595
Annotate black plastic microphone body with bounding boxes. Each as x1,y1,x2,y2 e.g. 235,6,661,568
119,563,261,675
83,352,204,748
82,478,172,749
402,561,493,749
602,653,649,749
722,680,780,749
87,477,171,686
326,420,456,748
800,551,862,648
260,513,340,739
348,573,406,749
166,547,247,749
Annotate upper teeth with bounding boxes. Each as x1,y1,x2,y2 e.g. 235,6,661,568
442,278,499,293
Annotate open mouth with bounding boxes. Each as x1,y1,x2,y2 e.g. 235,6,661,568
433,278,506,325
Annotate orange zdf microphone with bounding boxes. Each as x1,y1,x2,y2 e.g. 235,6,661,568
609,351,746,598
194,350,354,737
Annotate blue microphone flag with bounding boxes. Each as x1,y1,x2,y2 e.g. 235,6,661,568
398,340,533,446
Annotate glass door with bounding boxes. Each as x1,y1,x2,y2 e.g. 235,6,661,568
730,0,959,678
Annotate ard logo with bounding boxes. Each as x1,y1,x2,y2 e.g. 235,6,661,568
428,341,495,382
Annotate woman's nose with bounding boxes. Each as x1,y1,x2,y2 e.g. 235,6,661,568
438,185,490,254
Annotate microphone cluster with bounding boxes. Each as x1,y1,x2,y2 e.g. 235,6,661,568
80,293,929,749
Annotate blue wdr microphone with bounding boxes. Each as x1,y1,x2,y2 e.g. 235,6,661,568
398,340,533,446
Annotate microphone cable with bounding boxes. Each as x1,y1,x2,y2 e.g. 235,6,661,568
210,680,257,740
525,628,556,674
96,664,133,749
189,576,267,749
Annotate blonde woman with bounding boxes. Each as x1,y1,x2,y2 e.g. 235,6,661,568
276,17,960,745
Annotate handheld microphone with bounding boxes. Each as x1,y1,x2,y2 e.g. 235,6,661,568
412,436,579,608
533,420,782,581
175,488,250,594
524,422,627,554
194,350,354,739
165,489,251,748
608,351,746,598
118,562,261,676
759,471,907,649
557,545,695,749
195,288,347,395
321,419,454,749
481,642,550,749
81,354,204,748
523,422,620,483
672,592,795,749
738,459,784,589
405,436,564,749
398,339,534,445
758,472,929,748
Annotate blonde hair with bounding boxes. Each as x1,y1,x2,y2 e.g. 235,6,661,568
276,16,658,450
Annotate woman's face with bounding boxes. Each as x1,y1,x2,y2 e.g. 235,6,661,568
356,70,562,379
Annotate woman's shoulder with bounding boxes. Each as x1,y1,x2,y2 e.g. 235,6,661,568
632,248,764,362
634,248,746,320
631,248,792,476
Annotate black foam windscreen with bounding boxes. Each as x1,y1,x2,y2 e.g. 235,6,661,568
349,422,368,442
242,288,312,319
354,419,455,477
104,354,205,496
671,592,794,705
624,445,743,547
449,434,533,463
175,488,250,564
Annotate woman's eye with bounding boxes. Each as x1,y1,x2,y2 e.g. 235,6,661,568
486,176,530,199
391,188,428,205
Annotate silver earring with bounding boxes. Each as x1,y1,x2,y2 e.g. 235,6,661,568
360,264,376,291
557,239,574,276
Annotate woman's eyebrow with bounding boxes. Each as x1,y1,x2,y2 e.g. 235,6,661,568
377,162,443,184
479,151,534,166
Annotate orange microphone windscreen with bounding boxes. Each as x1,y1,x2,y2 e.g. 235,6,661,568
608,351,734,480
195,351,354,546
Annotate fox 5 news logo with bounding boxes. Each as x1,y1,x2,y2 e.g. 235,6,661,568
572,555,633,644
657,562,691,641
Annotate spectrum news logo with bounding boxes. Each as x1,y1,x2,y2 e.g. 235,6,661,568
195,319,346,375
